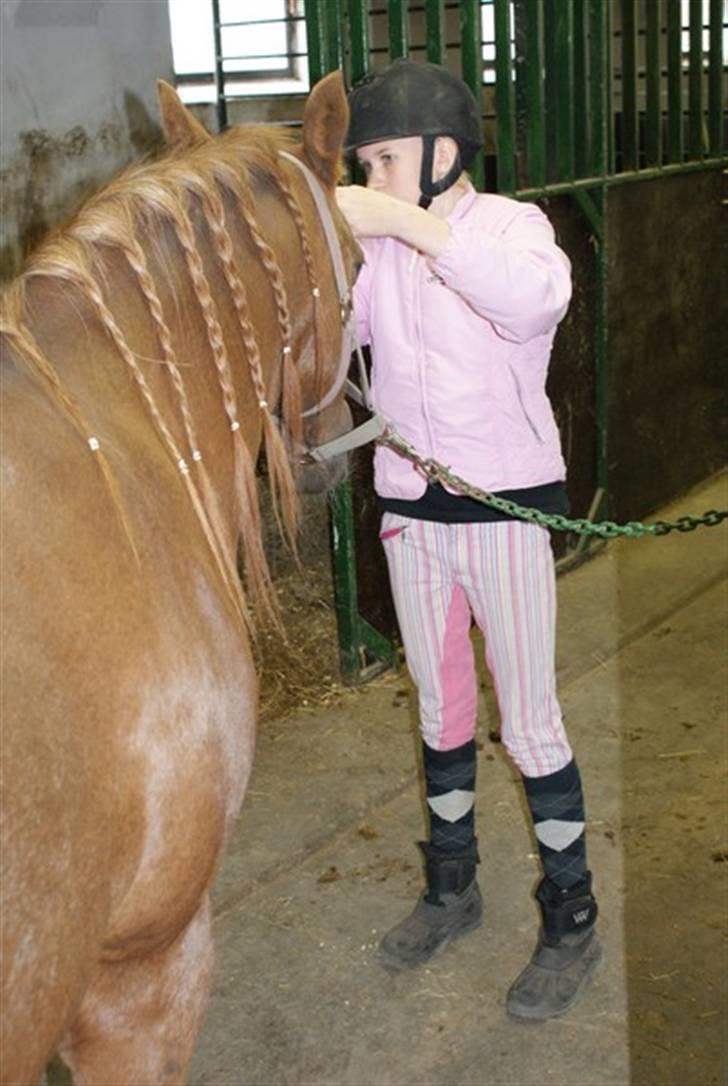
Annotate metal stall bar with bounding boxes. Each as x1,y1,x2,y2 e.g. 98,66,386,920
388,0,409,59
460,0,484,191
523,0,546,189
688,0,705,160
666,0,684,162
573,0,589,178
645,0,662,166
494,0,516,192
588,0,609,178
326,0,344,75
425,0,446,64
305,0,329,84
708,0,725,156
554,0,575,181
620,0,639,170
348,0,371,83
211,0,228,131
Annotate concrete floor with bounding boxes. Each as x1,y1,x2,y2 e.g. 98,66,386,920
190,473,727,1086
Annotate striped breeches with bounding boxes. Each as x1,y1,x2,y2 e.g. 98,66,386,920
379,514,573,777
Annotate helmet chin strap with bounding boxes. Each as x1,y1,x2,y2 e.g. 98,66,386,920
418,135,463,209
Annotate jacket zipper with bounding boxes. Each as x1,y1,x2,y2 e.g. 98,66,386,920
508,363,544,444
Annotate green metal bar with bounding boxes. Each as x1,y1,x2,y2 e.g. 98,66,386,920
494,0,516,192
666,0,683,162
388,0,409,59
573,0,589,177
211,0,228,131
645,0,662,166
554,0,575,180
326,0,343,73
543,0,558,181
620,0,639,171
425,0,446,64
688,0,704,160
523,0,545,188
460,0,484,191
510,156,727,200
329,482,397,683
592,187,609,503
348,0,371,84
588,0,608,177
605,0,615,174
708,0,724,156
305,0,327,84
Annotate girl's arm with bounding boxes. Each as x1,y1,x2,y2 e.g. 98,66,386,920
336,186,450,257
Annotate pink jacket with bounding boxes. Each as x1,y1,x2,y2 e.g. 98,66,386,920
353,184,572,498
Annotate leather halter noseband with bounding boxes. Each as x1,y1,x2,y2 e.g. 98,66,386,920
278,151,387,463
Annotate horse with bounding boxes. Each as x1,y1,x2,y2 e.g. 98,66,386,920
0,72,360,1085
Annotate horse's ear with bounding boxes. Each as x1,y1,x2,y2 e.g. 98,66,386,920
302,71,349,190
157,80,211,147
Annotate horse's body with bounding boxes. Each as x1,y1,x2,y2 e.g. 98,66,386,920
0,75,358,1084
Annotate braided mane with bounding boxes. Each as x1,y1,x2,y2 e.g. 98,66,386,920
0,125,329,628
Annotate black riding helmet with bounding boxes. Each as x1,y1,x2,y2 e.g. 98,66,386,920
346,59,483,209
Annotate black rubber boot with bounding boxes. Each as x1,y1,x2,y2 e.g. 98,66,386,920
378,841,482,971
506,872,602,1021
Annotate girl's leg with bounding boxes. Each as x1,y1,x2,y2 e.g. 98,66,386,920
461,521,600,1018
378,514,482,968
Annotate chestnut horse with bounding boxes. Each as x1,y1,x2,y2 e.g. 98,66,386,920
0,74,359,1084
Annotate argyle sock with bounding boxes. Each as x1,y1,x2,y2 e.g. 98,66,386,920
522,759,588,890
423,739,477,853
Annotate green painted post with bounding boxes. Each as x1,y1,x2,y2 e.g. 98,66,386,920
348,0,371,84
573,0,589,178
211,0,228,132
554,0,575,181
425,0,446,64
305,0,327,85
688,0,704,160
666,0,684,163
620,0,639,171
524,0,546,189
388,0,409,59
326,0,344,74
645,0,662,167
588,0,608,177
494,0,516,192
460,0,484,191
708,0,725,156
543,0,559,181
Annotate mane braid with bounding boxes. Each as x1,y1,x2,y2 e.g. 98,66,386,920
231,186,303,449
272,161,325,406
53,249,251,628
167,193,277,623
197,183,300,555
119,236,251,626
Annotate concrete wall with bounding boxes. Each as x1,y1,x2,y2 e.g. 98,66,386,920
0,0,174,280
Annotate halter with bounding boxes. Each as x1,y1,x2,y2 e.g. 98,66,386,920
278,151,388,463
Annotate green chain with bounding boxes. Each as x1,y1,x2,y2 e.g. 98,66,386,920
379,430,727,539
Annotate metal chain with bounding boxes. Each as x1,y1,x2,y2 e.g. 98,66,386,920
379,429,728,539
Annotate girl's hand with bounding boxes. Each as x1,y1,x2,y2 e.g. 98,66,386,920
335,184,451,258
335,185,404,238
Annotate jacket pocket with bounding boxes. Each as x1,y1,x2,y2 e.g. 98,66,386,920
507,363,545,444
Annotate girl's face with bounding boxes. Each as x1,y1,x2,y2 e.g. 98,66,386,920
356,136,423,204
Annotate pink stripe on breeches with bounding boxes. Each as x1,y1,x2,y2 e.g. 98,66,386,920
379,514,573,777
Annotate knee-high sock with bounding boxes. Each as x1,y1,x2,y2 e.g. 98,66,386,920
423,739,476,852
522,759,588,890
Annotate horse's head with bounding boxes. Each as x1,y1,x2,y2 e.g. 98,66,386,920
158,74,361,498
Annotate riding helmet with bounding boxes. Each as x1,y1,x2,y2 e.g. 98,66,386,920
346,59,482,206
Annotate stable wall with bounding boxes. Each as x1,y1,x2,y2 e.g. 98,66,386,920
0,0,174,280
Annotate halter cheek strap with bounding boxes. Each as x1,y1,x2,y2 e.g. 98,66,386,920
276,151,388,462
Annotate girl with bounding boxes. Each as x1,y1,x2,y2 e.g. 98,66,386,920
336,59,601,1022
